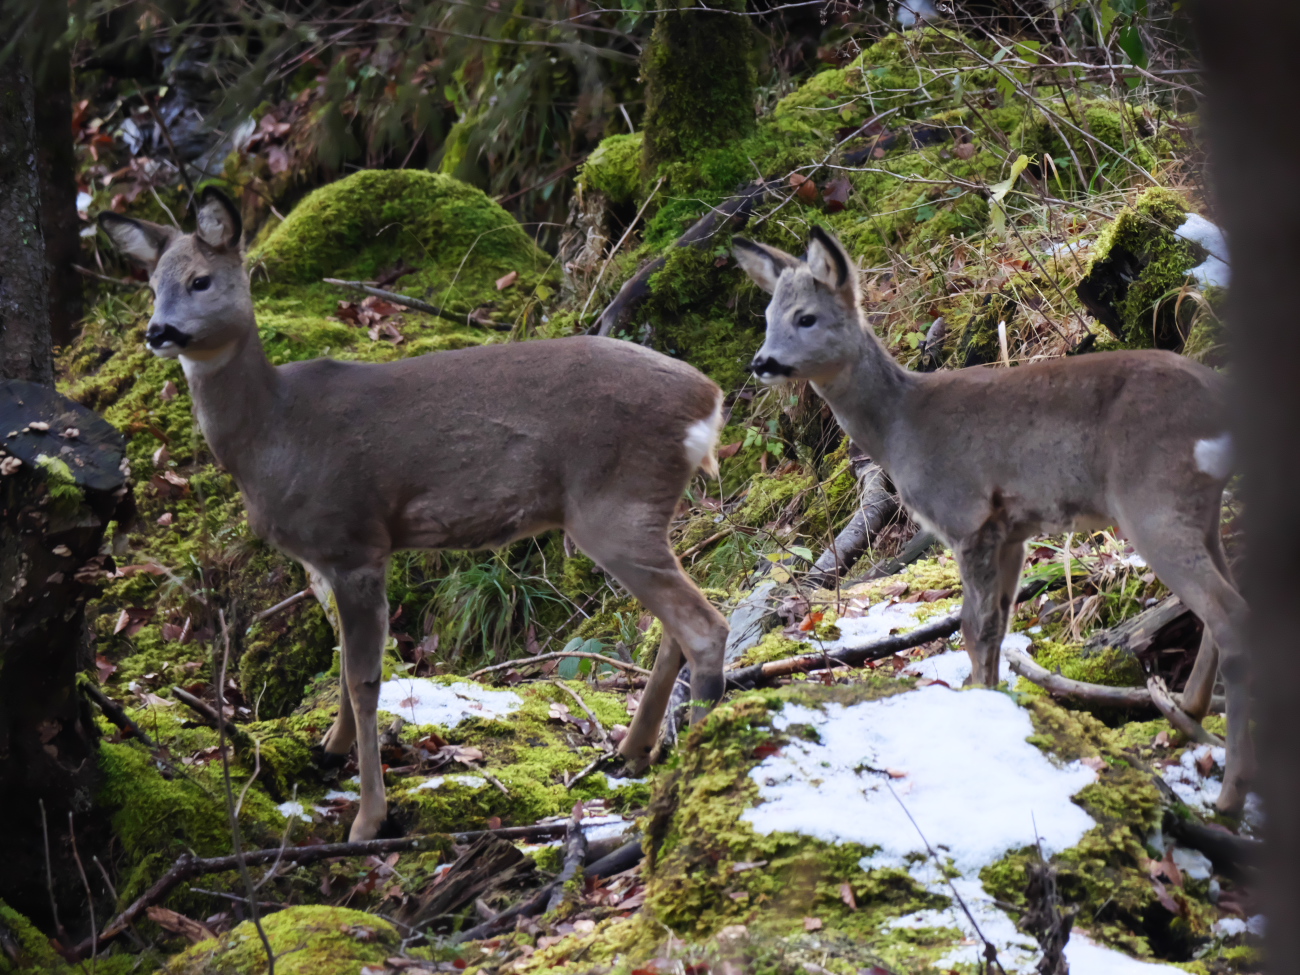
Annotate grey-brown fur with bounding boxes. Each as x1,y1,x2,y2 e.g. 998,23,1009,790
99,188,729,840
733,226,1250,813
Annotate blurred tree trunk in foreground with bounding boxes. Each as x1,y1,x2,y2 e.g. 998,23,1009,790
0,38,53,383
1195,1,1300,971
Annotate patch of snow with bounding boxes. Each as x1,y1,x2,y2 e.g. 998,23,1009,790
324,789,360,802
740,687,1141,973
378,678,522,727
583,814,634,842
744,688,1096,872
1065,931,1186,973
1161,744,1225,812
1214,915,1265,938
413,775,487,791
819,601,926,652
1172,845,1213,881
904,632,1026,686
277,801,313,822
1176,213,1230,288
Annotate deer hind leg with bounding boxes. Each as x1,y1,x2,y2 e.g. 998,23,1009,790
1181,528,1232,721
955,507,1022,688
1124,519,1251,813
311,567,358,759
566,512,728,770
325,562,392,841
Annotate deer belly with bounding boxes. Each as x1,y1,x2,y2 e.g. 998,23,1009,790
394,495,559,551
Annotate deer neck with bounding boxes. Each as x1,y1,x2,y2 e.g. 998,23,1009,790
811,323,915,471
179,328,280,475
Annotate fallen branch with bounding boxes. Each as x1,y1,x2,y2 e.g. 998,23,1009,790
171,686,238,734
808,455,897,587
468,651,650,681
82,682,159,749
250,588,312,625
552,681,611,749
69,824,572,958
594,180,769,337
1147,675,1225,746
1004,645,1225,713
323,278,512,331
725,610,963,692
546,807,588,912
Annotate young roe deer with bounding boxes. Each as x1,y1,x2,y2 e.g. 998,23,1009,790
733,226,1250,813
99,188,730,840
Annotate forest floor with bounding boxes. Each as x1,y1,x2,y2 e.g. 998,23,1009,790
3,22,1261,975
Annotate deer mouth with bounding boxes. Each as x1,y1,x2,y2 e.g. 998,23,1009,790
747,355,796,382
145,323,192,354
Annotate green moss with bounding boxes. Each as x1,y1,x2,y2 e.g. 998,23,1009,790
642,1,755,169
1077,187,1218,351
240,598,336,719
737,631,813,668
0,900,64,974
1032,639,1145,688
735,470,815,526
578,132,645,205
162,906,404,975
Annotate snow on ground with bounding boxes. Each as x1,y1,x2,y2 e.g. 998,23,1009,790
902,633,1027,686
1176,213,1230,289
741,686,1183,972
1161,744,1226,812
413,774,488,791
1065,932,1185,973
819,601,929,652
377,678,522,727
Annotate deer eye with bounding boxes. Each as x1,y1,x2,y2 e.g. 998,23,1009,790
795,314,817,328
192,275,211,292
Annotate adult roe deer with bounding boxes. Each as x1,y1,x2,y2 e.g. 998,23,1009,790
733,226,1250,813
99,187,729,840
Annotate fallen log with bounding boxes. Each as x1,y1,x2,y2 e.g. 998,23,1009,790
1147,675,1225,746
1004,644,1225,713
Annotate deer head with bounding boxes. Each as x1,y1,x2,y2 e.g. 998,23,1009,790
733,226,866,385
98,187,253,363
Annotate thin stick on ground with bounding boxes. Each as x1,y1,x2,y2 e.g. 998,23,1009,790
68,812,97,962
322,278,512,331
552,681,611,749
1147,675,1225,746
469,650,650,681
1004,644,1225,713
38,799,63,939
882,779,1008,975
214,610,275,975
250,589,312,626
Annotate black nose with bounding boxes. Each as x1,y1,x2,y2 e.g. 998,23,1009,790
145,323,190,349
747,355,794,377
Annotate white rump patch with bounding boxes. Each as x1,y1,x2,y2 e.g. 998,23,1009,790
1194,433,1233,479
683,393,724,479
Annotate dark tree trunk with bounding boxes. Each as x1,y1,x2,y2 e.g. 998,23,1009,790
641,0,755,170
1194,1,1300,971
32,28,82,351
0,380,130,927
0,51,53,383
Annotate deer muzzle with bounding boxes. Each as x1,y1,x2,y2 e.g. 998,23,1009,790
747,354,795,381
145,322,192,352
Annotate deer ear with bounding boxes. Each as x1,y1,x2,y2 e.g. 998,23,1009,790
733,237,797,294
195,186,242,253
806,225,856,295
96,213,176,271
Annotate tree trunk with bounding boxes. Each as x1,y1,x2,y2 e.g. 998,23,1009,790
0,52,53,383
1194,1,1300,971
32,23,83,351
641,0,755,170
0,380,130,927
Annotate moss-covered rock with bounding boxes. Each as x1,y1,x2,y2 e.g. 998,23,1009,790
162,906,405,975
578,132,645,206
1076,187,1222,353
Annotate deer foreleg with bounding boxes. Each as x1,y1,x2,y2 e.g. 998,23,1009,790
331,563,392,842
619,636,684,771
956,507,1019,688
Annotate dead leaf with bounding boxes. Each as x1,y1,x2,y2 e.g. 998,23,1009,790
840,880,857,910
266,145,290,174
1080,756,1107,772
823,176,851,212
341,924,381,941
955,141,977,160
731,860,767,873
1151,878,1181,915
157,512,174,527
152,445,170,468
1195,751,1217,777
803,916,823,931
717,441,742,461
368,320,405,344
798,611,825,632
790,173,819,202
146,905,216,944
160,380,178,401
495,270,519,290
113,606,153,636
95,655,117,683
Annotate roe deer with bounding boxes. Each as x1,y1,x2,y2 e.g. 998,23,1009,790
99,187,729,840
733,226,1250,813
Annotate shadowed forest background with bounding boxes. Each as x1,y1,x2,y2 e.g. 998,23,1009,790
0,2,1282,974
